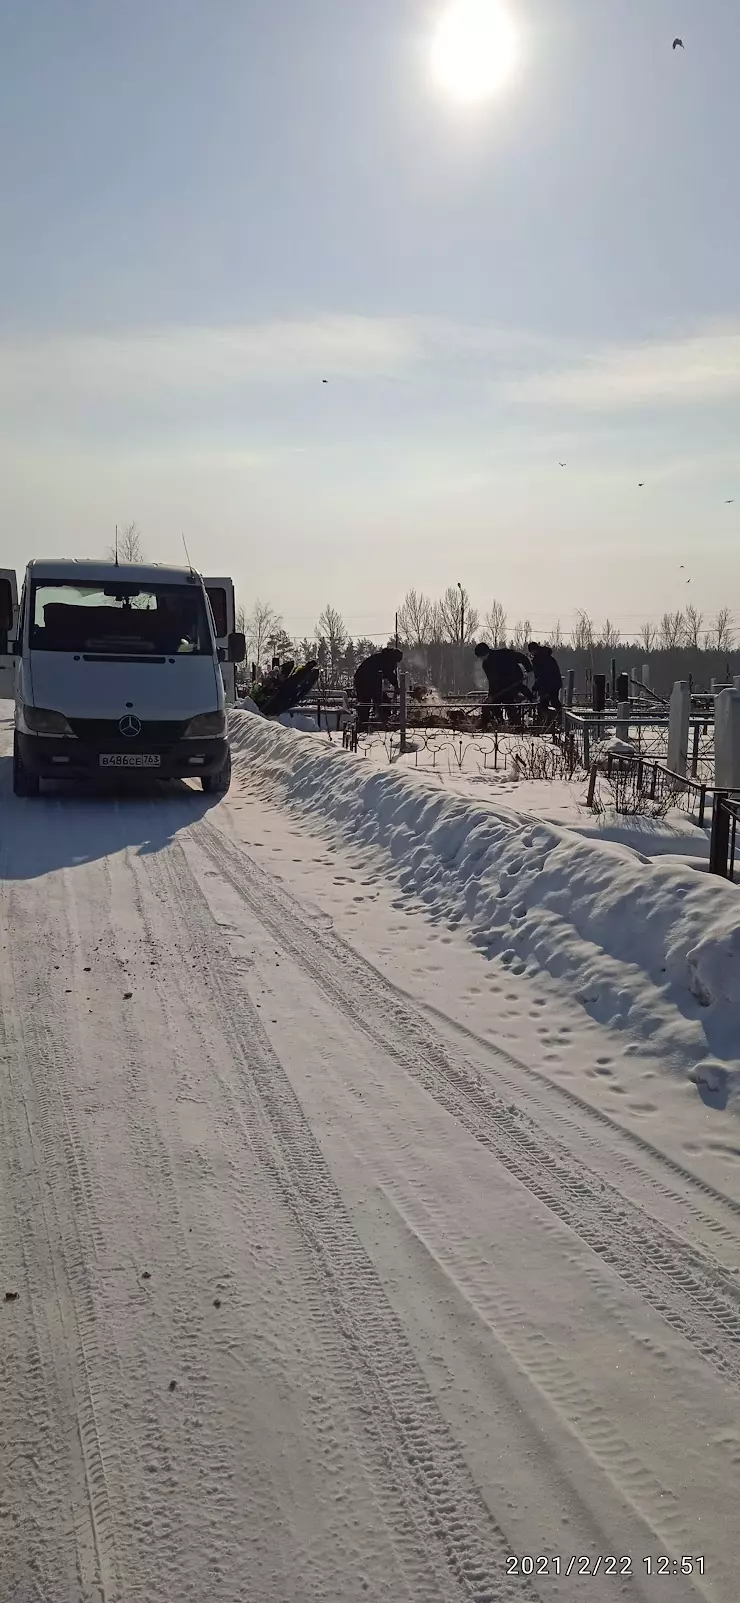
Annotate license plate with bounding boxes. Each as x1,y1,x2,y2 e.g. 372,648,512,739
99,754,161,769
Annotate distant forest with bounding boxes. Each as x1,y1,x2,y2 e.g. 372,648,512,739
237,587,739,699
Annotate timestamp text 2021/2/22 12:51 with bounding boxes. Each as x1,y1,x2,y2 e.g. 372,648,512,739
505,1555,706,1579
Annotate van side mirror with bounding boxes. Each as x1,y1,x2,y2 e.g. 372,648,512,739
227,631,246,663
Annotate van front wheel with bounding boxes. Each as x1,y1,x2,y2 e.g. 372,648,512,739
201,748,231,796
13,734,40,797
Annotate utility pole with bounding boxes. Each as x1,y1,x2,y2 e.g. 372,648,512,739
395,611,399,652
457,581,464,646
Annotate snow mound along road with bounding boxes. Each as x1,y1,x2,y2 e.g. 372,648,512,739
231,713,740,1099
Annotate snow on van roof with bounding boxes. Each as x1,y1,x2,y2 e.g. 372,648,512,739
27,559,203,586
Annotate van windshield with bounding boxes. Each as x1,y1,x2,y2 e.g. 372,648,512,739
30,581,213,656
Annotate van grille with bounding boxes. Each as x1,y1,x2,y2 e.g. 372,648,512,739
67,718,189,745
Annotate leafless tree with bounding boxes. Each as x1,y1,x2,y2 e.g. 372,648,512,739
397,589,434,646
682,604,704,650
428,602,445,643
236,603,246,636
107,522,144,563
638,620,658,653
571,610,595,651
599,618,621,650
659,610,685,650
246,599,282,664
713,606,736,653
511,618,532,650
438,584,479,645
318,605,348,677
483,599,507,647
549,620,564,649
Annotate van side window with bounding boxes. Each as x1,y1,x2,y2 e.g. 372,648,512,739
16,584,26,645
0,576,14,651
206,588,228,638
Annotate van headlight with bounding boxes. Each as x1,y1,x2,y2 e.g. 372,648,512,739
23,705,76,737
183,711,226,739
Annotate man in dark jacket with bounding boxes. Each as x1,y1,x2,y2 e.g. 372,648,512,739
354,647,403,731
528,641,562,722
474,642,532,727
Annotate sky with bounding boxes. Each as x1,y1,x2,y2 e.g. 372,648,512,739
1,0,739,644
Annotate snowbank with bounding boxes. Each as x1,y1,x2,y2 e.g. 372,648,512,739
229,713,740,1098
234,695,264,716
278,710,320,732
234,702,323,732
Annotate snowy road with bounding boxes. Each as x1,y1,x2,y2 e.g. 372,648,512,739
2,722,740,1602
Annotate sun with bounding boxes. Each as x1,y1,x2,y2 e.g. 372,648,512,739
430,0,519,104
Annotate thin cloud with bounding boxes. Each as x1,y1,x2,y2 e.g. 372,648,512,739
0,315,422,413
511,325,740,410
0,313,562,420
3,315,738,436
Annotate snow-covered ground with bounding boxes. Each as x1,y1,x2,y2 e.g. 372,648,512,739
2,708,740,1602
353,725,711,851
231,714,738,1098
277,718,712,856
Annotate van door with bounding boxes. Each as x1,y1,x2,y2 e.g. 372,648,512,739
204,576,237,702
0,569,18,701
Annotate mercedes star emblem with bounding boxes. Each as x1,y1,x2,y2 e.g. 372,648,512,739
119,714,142,737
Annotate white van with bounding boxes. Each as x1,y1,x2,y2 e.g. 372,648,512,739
0,559,245,797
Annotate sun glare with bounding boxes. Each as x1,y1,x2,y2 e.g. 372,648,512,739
430,0,519,104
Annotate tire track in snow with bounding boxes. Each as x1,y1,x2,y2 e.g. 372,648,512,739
51,849,210,1603
194,819,740,1394
228,764,740,1253
0,1014,103,1603
150,838,539,1603
3,844,265,1603
416,996,740,1255
97,842,349,1603
372,1179,711,1595
5,802,507,1602
125,842,442,1603
0,878,123,1602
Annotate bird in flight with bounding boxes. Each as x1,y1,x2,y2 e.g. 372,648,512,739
638,482,644,488
559,462,566,467
726,499,734,504
673,37,684,50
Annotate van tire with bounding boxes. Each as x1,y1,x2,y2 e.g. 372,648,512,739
201,748,231,796
13,735,40,797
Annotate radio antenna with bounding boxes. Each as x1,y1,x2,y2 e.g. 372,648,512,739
115,524,119,567
181,533,195,575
